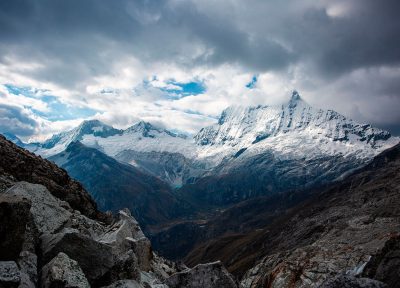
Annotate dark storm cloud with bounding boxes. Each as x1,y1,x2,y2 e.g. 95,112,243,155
0,0,399,134
0,104,39,136
301,1,400,76
1,0,399,75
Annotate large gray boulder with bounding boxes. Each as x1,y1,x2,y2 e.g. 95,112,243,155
166,261,237,288
41,229,114,284
41,252,90,288
5,182,72,235
98,210,152,271
0,261,20,288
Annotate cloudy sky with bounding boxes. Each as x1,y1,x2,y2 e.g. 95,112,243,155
0,0,399,140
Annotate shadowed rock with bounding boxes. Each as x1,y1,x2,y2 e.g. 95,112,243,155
0,261,20,288
166,261,238,288
41,252,90,288
363,235,400,288
0,194,31,260
5,182,72,235
41,229,114,284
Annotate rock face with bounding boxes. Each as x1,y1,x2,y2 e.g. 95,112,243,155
363,235,400,288
41,252,90,288
5,182,72,235
0,134,238,288
166,261,238,288
41,229,115,284
0,180,237,288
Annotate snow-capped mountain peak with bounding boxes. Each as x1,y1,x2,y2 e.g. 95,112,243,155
124,120,184,139
34,119,122,156
194,91,398,162
75,119,122,137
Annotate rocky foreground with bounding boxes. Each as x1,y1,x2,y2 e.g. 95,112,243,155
0,135,238,288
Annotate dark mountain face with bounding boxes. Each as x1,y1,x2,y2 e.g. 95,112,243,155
183,143,400,287
150,189,316,261
115,150,205,188
176,152,364,208
49,141,190,229
0,134,102,220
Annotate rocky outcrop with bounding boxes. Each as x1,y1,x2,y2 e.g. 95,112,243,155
41,252,90,288
0,181,237,288
166,261,238,288
0,181,171,287
5,182,72,235
0,135,101,220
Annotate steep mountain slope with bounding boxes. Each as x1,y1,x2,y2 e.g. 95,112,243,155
49,141,189,229
2,132,26,147
184,143,400,287
0,134,238,288
0,134,102,220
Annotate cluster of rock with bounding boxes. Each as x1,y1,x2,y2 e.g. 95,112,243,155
0,135,238,288
0,181,238,287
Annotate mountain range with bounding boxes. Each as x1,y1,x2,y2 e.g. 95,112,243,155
8,91,394,203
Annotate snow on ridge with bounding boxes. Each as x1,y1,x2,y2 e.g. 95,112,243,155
30,91,399,167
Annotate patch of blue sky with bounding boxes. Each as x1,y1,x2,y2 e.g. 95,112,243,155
161,80,206,99
5,84,98,121
5,84,50,97
246,75,258,89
